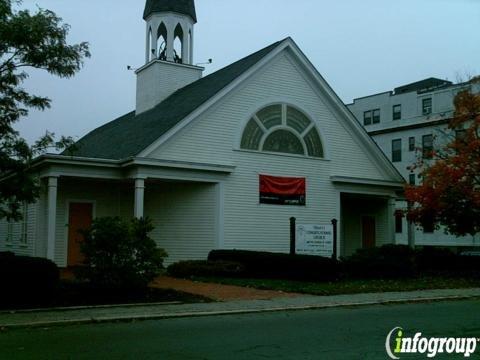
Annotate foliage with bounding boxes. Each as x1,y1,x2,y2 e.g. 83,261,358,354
208,250,340,281
0,0,90,220
405,86,480,236
167,260,246,279
78,217,167,289
0,251,59,307
342,245,417,279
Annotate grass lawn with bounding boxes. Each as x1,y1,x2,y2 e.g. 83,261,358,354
191,276,480,296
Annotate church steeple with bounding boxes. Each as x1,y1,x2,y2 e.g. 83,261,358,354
143,0,197,23
143,0,196,65
136,0,203,115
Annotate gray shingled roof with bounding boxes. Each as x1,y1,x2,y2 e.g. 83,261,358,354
71,40,282,160
144,0,197,22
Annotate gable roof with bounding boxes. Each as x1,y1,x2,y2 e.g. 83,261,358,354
71,40,281,160
143,0,197,23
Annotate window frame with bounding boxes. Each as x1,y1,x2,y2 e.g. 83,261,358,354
422,134,433,159
409,173,416,185
391,139,402,163
240,104,325,159
363,110,372,126
422,98,432,115
392,104,402,121
408,137,415,152
372,109,381,124
19,202,28,245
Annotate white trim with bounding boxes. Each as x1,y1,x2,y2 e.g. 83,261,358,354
46,177,58,262
64,199,96,267
237,101,330,160
331,176,404,189
259,125,308,156
138,41,287,157
280,41,404,182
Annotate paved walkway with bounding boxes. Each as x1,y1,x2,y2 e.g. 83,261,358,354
1,288,479,329
151,276,298,301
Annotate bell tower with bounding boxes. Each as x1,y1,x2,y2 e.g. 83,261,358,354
136,0,203,115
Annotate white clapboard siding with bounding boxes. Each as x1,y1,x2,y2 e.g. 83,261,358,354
145,182,216,265
148,51,387,181
0,202,37,257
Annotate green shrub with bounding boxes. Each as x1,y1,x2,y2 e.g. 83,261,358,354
78,217,167,289
208,250,340,281
0,254,59,308
167,260,245,278
343,245,417,279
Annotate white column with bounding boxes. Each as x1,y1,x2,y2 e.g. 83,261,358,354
46,177,58,261
166,30,174,62
145,24,151,63
189,30,194,64
387,197,397,244
215,182,225,249
134,179,145,219
182,31,189,64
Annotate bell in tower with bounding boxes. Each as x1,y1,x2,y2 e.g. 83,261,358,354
143,0,197,65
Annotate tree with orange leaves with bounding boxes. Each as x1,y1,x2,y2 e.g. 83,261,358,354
405,80,480,237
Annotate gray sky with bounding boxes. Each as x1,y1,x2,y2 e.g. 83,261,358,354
17,0,480,144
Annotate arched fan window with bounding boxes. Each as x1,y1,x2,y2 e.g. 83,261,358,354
240,104,324,158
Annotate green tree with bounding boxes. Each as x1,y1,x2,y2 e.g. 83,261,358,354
0,0,90,220
79,217,168,289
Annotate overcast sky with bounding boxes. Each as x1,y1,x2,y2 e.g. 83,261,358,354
16,0,480,144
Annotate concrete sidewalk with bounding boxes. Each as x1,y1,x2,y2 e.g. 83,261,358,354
1,288,480,329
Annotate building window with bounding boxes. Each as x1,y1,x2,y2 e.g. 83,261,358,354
409,137,415,152
395,211,403,234
409,173,416,185
393,105,401,121
240,104,324,158
6,221,13,245
364,111,372,126
456,129,467,143
372,109,380,124
19,202,28,245
422,98,432,115
392,139,402,162
422,134,433,159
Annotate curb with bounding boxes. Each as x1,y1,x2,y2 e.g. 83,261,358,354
2,294,479,330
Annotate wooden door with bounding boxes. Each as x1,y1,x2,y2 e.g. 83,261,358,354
362,216,376,249
67,203,93,267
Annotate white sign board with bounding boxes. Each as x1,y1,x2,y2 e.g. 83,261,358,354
295,224,334,257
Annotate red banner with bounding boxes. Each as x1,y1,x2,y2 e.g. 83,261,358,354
259,175,306,206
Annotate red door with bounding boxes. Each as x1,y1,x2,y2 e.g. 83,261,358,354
68,203,93,267
362,216,376,249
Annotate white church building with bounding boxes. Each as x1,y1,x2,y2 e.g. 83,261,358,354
0,0,405,267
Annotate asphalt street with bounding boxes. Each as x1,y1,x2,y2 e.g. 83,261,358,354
1,299,480,359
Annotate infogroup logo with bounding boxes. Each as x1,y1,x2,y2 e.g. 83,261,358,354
385,327,479,359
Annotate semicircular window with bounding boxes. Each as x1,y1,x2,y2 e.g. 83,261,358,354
240,104,324,158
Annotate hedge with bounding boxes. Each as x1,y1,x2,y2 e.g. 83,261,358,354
0,253,60,307
166,246,480,282
167,260,245,278
208,250,340,281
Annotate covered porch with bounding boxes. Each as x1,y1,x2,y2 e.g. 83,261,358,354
33,155,233,267
331,176,404,258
